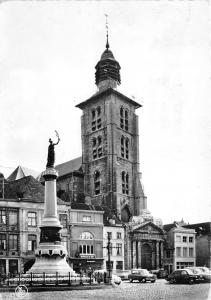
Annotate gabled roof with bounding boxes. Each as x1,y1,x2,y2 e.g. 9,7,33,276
7,166,39,181
55,157,82,178
76,87,141,110
3,175,66,205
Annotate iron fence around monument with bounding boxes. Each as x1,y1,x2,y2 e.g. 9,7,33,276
0,271,109,287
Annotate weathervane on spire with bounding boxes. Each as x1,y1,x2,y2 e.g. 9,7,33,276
105,13,109,50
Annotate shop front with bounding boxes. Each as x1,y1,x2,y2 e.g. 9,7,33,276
69,256,104,274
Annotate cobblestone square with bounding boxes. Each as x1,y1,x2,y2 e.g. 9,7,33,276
1,280,210,300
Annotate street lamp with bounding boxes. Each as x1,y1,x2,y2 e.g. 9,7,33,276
104,232,113,284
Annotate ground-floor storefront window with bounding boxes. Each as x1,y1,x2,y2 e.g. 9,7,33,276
176,261,194,269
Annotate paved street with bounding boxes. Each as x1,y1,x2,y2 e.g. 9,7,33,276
0,280,211,300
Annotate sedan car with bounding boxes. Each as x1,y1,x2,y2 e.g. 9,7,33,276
187,267,211,283
166,269,201,284
128,269,156,283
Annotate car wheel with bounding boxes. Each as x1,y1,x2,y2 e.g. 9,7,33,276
142,278,146,283
130,279,133,283
169,279,175,284
188,278,194,285
151,280,156,283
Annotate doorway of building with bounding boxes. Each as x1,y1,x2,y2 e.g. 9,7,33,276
9,259,18,276
141,243,152,270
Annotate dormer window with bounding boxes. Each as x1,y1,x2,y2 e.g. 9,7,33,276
92,106,102,131
120,107,129,131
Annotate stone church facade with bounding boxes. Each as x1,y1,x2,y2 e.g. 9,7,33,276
55,37,165,270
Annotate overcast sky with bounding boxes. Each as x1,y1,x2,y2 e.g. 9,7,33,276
0,1,210,224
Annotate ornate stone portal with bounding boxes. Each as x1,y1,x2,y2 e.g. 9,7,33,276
28,134,74,275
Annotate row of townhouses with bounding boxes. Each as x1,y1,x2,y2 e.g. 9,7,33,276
0,171,210,276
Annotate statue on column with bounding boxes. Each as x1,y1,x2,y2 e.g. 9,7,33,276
46,130,60,168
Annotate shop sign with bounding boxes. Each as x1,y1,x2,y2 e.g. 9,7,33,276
80,254,95,259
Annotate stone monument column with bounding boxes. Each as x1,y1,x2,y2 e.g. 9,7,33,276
28,133,75,275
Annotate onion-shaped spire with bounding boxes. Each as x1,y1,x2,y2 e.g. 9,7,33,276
95,40,121,88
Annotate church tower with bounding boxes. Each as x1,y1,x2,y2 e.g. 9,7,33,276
76,37,147,222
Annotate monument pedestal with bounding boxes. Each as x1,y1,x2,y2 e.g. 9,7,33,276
27,167,74,275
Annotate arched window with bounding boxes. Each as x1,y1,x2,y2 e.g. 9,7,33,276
120,136,129,159
92,107,102,131
121,171,129,195
79,232,94,255
120,107,129,131
80,232,94,240
94,170,101,195
92,136,103,159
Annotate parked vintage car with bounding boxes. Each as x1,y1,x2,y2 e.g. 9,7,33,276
113,270,131,281
93,270,121,285
128,269,156,283
187,267,211,283
166,269,202,284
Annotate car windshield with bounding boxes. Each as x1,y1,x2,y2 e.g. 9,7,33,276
140,270,150,275
198,267,209,273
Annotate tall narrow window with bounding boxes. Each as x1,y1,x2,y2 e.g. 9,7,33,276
92,107,101,131
121,136,124,157
120,107,129,131
116,243,122,256
9,210,18,226
97,106,102,129
125,173,129,194
125,109,128,131
92,110,96,131
97,136,102,157
122,172,129,195
0,234,6,250
28,235,37,251
120,107,124,129
92,136,103,160
0,210,6,224
121,136,129,159
189,248,194,257
28,212,37,227
94,171,101,195
125,138,129,159
9,235,18,251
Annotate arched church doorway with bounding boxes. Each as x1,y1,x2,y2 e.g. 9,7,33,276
141,243,152,270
